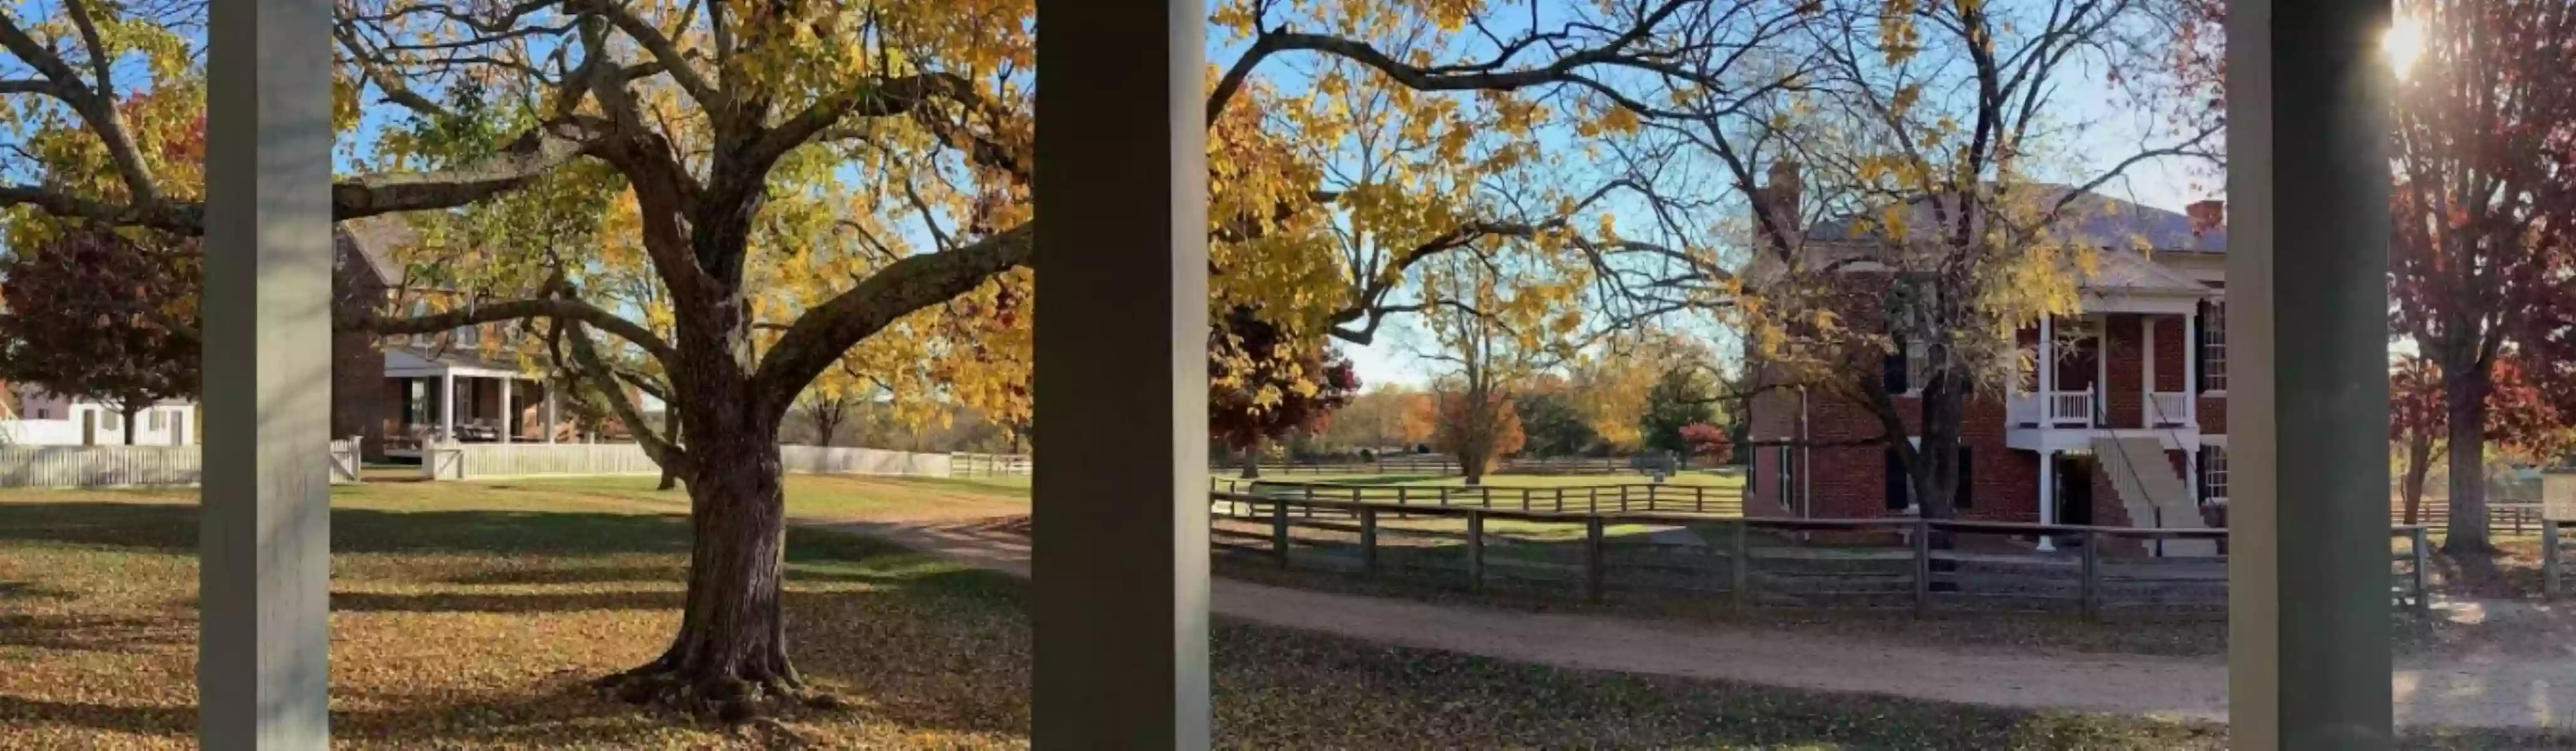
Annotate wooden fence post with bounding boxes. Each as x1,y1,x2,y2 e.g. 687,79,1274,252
1555,488,1565,512
1466,510,1485,593
1521,489,1531,511
1481,486,1492,509
1361,508,1378,576
2081,529,2103,621
1695,486,1706,514
1272,500,1291,568
1619,485,1630,512
2411,526,2431,613
1584,515,1605,603
1588,486,1599,513
1396,487,1407,507
2546,521,2562,601
1439,488,1450,507
1911,518,1931,618
1729,521,1751,610
1645,484,1657,510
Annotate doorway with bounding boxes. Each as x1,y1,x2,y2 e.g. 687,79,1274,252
2055,453,2097,526
80,411,95,446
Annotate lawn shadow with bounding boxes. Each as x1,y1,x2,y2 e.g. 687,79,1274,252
0,613,192,653
0,694,194,738
0,503,695,557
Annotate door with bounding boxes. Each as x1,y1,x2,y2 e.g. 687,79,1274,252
171,412,186,446
2057,454,2096,526
80,410,95,446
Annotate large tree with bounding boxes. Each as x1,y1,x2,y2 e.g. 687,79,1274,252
2387,0,2576,553
302,0,1812,718
0,227,200,442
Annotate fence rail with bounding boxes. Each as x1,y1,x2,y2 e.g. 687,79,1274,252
1218,455,1709,478
1212,491,2433,620
2391,501,2545,536
1217,478,1746,516
949,452,1031,477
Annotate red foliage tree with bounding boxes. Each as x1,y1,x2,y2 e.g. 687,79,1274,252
2388,0,2576,553
0,228,202,444
2393,354,2572,527
1677,422,1732,461
1209,306,1361,478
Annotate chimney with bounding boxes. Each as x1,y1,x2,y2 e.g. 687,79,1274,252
1754,160,1802,249
2187,200,2225,237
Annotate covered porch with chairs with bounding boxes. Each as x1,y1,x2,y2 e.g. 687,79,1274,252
380,346,570,459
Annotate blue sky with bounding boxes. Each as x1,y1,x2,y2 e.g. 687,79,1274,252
325,3,2213,394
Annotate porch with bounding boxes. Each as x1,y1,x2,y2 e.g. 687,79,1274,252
381,347,571,457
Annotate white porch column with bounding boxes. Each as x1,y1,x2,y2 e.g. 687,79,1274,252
200,0,332,742
1031,0,1211,744
2184,309,2200,426
2039,316,2055,411
499,379,514,444
543,387,558,444
439,371,456,444
2037,449,2058,552
2142,315,2157,426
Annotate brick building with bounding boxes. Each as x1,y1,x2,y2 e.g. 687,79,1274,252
334,217,573,461
1745,168,2229,553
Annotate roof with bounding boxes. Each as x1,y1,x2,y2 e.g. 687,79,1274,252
335,215,418,285
384,344,544,379
1805,185,2226,253
2085,248,2212,296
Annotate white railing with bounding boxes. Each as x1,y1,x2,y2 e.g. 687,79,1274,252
2149,392,2192,426
951,452,1033,476
781,445,952,477
452,442,656,479
2048,392,2095,426
328,437,362,484
0,446,201,488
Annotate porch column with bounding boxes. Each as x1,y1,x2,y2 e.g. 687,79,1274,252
2037,449,2058,552
499,379,514,444
2093,315,2108,427
439,371,456,444
2039,316,2055,412
2227,0,2393,742
2184,309,2200,426
2142,315,2157,426
199,0,332,742
1031,0,1211,745
543,387,557,444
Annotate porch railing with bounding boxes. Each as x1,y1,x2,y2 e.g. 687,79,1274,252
2009,392,2096,427
2149,392,2192,426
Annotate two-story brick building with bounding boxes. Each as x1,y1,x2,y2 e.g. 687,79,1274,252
1745,168,2229,553
334,216,577,461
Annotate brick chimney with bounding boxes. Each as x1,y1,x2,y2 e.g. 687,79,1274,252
1754,160,1802,249
2187,199,2225,237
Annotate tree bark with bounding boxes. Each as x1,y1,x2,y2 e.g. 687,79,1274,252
657,409,684,492
2441,370,2497,553
2402,433,2433,526
121,405,139,446
1239,437,1262,479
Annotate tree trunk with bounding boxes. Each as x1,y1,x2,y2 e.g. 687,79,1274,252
2441,372,2496,554
2401,433,2433,526
606,424,799,718
657,409,684,492
1239,437,1262,479
122,406,139,446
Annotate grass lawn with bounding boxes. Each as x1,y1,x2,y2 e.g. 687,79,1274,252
0,476,2545,748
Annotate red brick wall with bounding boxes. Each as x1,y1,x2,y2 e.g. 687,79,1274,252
331,248,394,460
2198,396,2227,435
2154,314,2187,392
2103,314,2143,429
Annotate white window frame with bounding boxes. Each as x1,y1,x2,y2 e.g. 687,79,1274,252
2202,301,2228,394
2204,446,2230,504
103,409,121,431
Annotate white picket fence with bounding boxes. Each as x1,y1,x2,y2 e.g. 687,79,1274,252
951,452,1032,477
0,441,978,488
0,446,202,488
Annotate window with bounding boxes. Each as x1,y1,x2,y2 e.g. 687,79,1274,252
150,410,166,431
34,408,46,419
2202,446,2229,503
103,411,120,431
2202,302,2227,392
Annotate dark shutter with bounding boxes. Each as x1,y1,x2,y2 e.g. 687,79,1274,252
1955,447,1973,509
2195,449,2209,504
2192,301,2209,394
1885,446,1908,510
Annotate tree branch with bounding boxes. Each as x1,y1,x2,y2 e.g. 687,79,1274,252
342,294,678,366
332,117,613,219
752,223,1033,416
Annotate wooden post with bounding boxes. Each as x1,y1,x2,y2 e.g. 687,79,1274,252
1729,521,1751,610
2410,526,2430,613
1584,515,1605,603
202,0,334,740
1695,486,1706,514
2082,530,2103,621
1361,508,1379,576
1646,484,1657,510
1521,488,1532,511
2545,521,2562,600
1555,488,1565,512
1588,486,1599,513
1396,487,1407,507
1911,518,1932,618
1481,486,1491,509
1466,511,1485,593
1272,500,1290,568
1619,484,1630,512
1439,487,1450,507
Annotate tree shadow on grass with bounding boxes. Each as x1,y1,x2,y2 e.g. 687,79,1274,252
0,694,193,738
0,612,192,653
0,503,696,556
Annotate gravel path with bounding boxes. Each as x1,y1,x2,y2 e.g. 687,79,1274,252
822,517,2574,730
